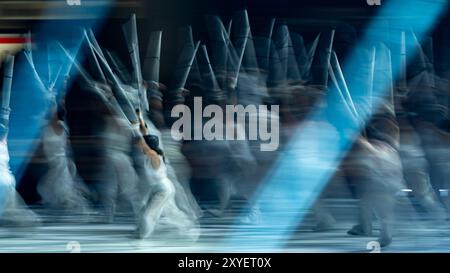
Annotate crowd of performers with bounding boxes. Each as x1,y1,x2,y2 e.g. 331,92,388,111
0,10,450,248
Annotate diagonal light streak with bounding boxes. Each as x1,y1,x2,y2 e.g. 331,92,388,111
0,1,115,217
8,1,115,181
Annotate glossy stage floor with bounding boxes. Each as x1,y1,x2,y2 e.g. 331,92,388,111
1,198,450,253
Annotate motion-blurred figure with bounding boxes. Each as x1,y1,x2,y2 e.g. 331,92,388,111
0,54,40,226
404,33,450,215
36,48,91,211
395,32,446,221
344,45,404,247
135,110,199,239
37,105,90,212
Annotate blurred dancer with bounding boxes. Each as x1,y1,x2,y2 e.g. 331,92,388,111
37,105,90,211
36,49,90,212
66,81,141,222
344,45,404,247
86,26,201,236
200,42,258,220
221,11,266,223
395,33,446,221
0,54,40,226
404,33,450,214
181,13,257,217
295,29,338,231
142,28,202,220
117,77,200,237
135,110,199,239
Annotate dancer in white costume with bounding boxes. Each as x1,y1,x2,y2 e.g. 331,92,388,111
135,110,199,239
32,47,90,211
84,28,200,237
37,109,90,211
121,19,202,221
154,26,203,220
0,54,40,226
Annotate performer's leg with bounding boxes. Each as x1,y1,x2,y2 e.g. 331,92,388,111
137,176,174,239
371,192,395,247
312,198,336,232
206,177,232,217
403,161,447,220
347,194,373,236
95,156,120,223
161,198,201,241
0,184,40,226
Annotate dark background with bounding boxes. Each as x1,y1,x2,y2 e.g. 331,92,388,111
3,0,450,81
